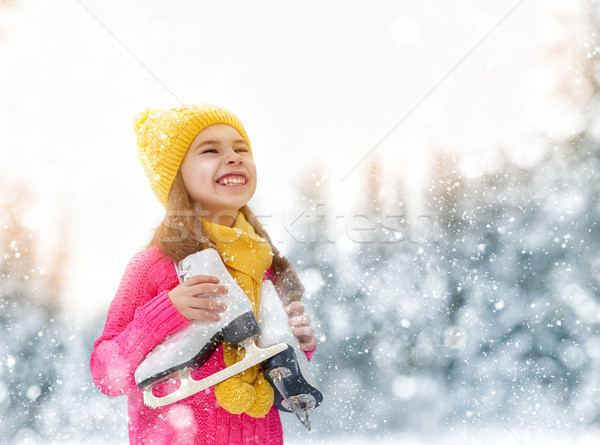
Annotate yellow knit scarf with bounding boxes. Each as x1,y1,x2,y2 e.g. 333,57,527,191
201,211,274,417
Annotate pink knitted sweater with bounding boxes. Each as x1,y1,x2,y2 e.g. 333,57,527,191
90,246,313,445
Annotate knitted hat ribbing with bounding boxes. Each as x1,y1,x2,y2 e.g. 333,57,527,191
134,103,252,208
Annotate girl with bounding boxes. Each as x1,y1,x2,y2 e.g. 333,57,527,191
90,104,317,444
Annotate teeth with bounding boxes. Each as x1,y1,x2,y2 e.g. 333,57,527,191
219,175,246,186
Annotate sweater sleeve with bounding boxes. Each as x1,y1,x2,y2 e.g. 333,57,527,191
304,347,315,361
90,247,189,397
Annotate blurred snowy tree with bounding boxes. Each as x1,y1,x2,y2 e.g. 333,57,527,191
0,182,126,443
425,154,589,427
285,1,600,437
422,1,600,429
0,184,63,440
285,160,450,435
284,166,368,433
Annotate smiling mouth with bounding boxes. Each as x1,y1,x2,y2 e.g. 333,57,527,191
217,175,247,186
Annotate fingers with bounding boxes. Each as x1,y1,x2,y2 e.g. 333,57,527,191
292,326,316,351
291,325,313,338
181,295,227,321
287,302,310,328
288,314,311,327
285,301,305,317
189,283,228,297
169,274,229,322
299,337,317,352
183,274,220,286
182,275,228,297
186,295,227,313
285,301,316,351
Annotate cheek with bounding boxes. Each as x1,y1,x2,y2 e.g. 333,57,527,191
182,158,213,183
249,169,258,193
180,156,194,184
248,162,258,182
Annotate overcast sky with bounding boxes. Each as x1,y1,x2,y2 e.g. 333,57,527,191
0,0,585,320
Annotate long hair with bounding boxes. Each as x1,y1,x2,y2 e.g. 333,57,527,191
148,170,215,263
148,170,305,303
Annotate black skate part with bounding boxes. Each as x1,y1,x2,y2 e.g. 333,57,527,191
221,312,261,345
137,312,261,390
263,346,323,412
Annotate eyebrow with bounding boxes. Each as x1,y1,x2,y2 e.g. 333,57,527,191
195,138,248,149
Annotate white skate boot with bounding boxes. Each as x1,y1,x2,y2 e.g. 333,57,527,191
257,280,323,430
135,248,288,408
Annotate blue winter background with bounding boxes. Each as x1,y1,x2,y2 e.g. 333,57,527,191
2,0,600,444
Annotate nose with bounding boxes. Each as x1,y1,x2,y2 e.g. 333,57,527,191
225,149,243,165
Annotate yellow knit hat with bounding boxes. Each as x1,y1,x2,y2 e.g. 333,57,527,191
134,103,252,208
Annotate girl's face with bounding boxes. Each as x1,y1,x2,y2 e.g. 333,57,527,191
180,124,257,225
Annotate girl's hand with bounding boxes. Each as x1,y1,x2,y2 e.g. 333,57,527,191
285,301,317,351
169,275,228,321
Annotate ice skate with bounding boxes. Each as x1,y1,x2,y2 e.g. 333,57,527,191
135,248,288,408
257,280,323,430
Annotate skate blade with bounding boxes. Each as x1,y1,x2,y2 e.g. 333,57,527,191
269,368,313,431
142,341,288,408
